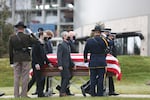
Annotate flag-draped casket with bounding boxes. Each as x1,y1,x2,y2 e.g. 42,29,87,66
46,53,122,80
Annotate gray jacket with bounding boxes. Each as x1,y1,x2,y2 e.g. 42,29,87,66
57,41,74,68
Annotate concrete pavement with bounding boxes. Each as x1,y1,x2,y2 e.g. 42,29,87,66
1,94,150,98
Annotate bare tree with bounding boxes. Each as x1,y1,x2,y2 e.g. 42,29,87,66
0,0,12,57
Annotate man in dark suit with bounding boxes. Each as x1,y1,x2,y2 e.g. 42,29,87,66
68,31,79,53
31,32,53,97
9,21,38,98
101,28,119,96
57,31,76,97
43,30,54,95
107,33,119,96
27,28,45,96
84,24,108,96
55,31,78,96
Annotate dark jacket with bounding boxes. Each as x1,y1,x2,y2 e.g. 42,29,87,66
57,41,75,68
110,40,117,57
84,36,108,67
68,40,79,53
9,32,38,64
32,41,50,68
44,40,53,54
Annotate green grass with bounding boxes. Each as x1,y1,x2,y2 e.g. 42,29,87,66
1,97,150,100
116,55,150,94
1,55,150,100
0,58,13,87
119,55,150,83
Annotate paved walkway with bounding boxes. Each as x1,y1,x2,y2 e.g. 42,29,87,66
117,94,150,98
1,94,150,98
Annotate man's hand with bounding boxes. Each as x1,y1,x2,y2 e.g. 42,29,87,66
58,66,63,70
48,63,54,68
84,59,88,63
105,67,107,73
35,64,40,70
10,63,18,67
10,64,14,67
25,28,33,35
72,66,77,70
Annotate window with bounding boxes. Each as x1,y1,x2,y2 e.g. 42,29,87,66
46,0,51,3
52,11,57,16
37,11,42,16
36,0,42,5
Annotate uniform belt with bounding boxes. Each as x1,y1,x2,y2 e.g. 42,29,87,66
89,66,105,69
92,53,105,54
14,48,29,52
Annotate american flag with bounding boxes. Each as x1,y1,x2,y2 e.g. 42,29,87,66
46,53,122,80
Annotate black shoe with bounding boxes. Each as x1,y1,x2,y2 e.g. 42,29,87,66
109,92,119,96
81,86,86,97
32,92,38,95
59,93,67,97
38,94,47,97
66,87,74,96
67,93,75,96
56,85,61,91
0,92,5,97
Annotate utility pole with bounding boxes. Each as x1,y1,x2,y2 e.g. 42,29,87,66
57,0,61,34
0,0,4,40
12,0,16,25
42,0,46,24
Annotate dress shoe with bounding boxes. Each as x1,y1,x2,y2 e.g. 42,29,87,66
66,87,74,96
0,92,5,97
67,93,75,96
32,92,38,95
109,92,119,96
38,94,47,97
59,93,67,97
56,85,61,91
81,86,86,97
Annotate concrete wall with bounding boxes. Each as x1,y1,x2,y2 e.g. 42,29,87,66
75,16,149,56
104,16,149,56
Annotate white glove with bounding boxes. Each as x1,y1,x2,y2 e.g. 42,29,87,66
48,63,54,68
58,66,63,70
35,64,40,70
10,64,14,67
25,28,33,35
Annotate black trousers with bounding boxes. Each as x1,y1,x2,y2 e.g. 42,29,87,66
45,76,49,92
60,68,72,93
28,70,37,92
90,68,105,96
109,76,115,93
34,69,45,97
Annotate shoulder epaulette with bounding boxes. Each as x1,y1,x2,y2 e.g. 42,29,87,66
101,37,108,47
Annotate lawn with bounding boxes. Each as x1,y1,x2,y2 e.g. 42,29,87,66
0,55,150,100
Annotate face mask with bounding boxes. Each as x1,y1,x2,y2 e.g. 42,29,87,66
73,36,76,40
107,34,110,37
44,37,48,41
67,37,70,41
48,37,52,40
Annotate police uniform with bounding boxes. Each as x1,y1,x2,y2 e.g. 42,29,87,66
101,29,119,96
9,21,38,98
84,25,108,96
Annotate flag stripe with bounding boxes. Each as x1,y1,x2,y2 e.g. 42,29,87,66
46,53,122,80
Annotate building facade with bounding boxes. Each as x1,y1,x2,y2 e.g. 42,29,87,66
74,0,150,56
1,0,150,56
4,0,74,35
